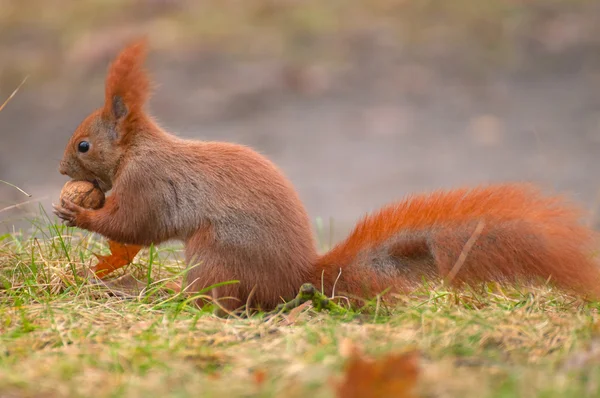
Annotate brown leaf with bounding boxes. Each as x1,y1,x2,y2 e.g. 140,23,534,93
253,369,267,387
335,350,420,398
92,240,142,278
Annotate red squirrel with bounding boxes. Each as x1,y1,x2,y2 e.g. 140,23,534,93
54,40,600,311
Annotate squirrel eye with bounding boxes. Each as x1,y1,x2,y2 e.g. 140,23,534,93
78,141,90,153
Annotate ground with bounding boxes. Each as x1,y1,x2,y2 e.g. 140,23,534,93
1,220,600,398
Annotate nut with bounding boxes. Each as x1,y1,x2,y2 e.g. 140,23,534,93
60,180,105,210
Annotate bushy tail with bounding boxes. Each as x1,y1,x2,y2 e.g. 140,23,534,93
314,184,600,300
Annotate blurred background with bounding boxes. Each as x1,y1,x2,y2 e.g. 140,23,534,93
1,0,600,242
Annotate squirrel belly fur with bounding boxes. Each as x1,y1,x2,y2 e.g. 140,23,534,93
54,40,600,311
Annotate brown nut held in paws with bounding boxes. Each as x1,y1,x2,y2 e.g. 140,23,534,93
60,180,105,210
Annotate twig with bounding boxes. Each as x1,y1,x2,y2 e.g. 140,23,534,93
0,76,28,112
245,285,258,318
331,267,342,299
0,197,45,214
444,220,485,285
0,179,32,197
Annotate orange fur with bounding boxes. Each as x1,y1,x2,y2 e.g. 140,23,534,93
103,39,150,119
56,41,600,312
316,184,600,301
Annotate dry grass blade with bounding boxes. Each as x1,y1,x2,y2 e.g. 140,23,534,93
0,197,45,213
0,179,32,197
444,220,485,285
0,77,31,201
0,75,28,113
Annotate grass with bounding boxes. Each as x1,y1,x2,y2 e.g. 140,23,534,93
1,217,600,397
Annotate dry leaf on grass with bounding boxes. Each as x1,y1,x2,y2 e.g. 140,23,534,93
92,240,142,278
335,349,420,398
253,368,267,387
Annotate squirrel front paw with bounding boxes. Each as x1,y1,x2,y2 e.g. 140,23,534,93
53,200,88,228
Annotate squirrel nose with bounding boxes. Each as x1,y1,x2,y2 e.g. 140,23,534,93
58,162,68,176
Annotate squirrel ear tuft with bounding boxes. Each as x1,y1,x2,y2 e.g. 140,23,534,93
103,38,150,121
111,95,128,120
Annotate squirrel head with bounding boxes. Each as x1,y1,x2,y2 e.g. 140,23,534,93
59,38,151,192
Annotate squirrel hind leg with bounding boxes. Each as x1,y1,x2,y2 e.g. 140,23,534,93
183,231,292,313
183,232,246,313
184,255,246,314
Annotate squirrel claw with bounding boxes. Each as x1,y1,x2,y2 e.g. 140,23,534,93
52,202,79,227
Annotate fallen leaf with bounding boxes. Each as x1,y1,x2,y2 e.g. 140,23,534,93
335,350,420,398
92,240,142,278
253,369,267,387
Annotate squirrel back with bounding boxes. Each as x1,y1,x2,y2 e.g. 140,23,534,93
56,40,600,311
